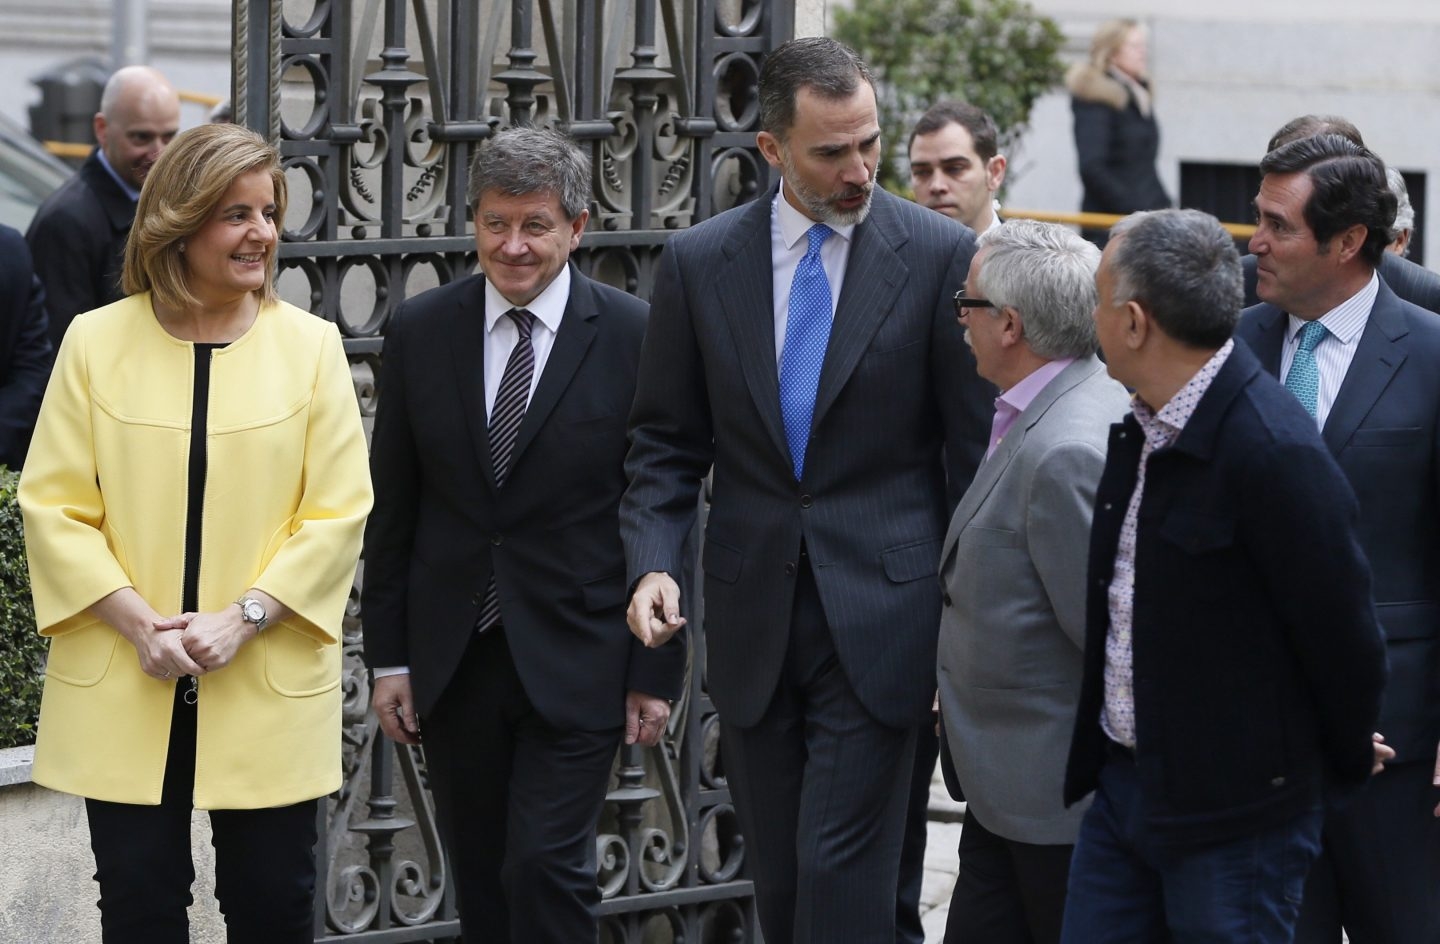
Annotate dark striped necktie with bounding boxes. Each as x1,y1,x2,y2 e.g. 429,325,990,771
477,307,535,633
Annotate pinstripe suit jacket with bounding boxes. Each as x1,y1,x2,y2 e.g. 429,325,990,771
1237,279,1440,762
1243,251,1440,314
621,185,994,729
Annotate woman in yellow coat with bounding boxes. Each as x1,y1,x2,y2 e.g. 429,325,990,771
18,123,373,942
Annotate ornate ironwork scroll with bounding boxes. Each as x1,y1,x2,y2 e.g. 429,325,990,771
233,2,793,940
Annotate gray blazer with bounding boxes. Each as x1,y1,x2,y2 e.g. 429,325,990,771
937,355,1129,845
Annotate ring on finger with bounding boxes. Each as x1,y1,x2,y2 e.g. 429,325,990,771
161,670,171,679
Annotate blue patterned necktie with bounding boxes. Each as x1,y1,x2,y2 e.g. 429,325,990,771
478,307,535,633
779,223,834,479
1284,320,1327,418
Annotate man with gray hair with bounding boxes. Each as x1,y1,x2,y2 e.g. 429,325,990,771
362,125,685,943
1061,209,1389,942
26,65,180,345
940,220,1128,943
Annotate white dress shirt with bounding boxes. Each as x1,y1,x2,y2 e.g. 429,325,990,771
375,268,572,679
770,182,856,368
1278,272,1377,430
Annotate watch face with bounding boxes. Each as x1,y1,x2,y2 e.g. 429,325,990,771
243,600,265,622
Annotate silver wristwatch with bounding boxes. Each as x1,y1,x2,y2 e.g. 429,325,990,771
235,596,270,632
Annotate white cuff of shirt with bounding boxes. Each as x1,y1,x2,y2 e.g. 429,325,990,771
373,666,410,678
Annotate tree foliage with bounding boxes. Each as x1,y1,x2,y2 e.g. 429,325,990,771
832,0,1065,191
0,468,42,749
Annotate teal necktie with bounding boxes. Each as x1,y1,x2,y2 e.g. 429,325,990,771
1284,320,1328,418
779,224,834,479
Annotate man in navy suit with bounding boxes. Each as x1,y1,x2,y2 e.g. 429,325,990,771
0,224,52,468
363,127,685,943
1063,208,1388,943
621,37,993,944
1236,133,1440,944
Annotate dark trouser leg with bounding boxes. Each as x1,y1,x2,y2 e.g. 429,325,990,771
208,799,319,943
721,564,917,944
85,683,196,944
945,807,1072,944
897,722,939,944
1292,758,1440,944
421,629,519,943
501,699,620,944
423,628,620,944
1059,755,1168,944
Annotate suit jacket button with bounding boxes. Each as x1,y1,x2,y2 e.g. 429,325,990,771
942,593,953,607
800,494,813,508
491,534,503,546
1270,776,1286,787
472,592,483,605
784,562,796,576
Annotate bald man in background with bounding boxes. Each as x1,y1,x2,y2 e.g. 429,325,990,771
26,65,180,345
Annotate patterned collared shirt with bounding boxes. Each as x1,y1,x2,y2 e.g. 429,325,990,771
1102,339,1235,747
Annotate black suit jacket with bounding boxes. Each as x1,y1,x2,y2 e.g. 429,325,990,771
0,225,52,468
1242,251,1440,314
1237,280,1440,761
622,186,994,730
25,149,134,347
1065,342,1386,844
362,266,685,730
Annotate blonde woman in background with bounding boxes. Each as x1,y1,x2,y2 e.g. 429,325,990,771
1065,18,1171,245
19,122,373,943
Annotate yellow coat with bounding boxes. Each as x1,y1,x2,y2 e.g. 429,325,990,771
19,295,373,809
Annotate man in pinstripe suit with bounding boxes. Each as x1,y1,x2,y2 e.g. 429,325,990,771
620,37,994,944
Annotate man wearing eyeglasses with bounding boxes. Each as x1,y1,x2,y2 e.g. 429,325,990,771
940,220,1129,943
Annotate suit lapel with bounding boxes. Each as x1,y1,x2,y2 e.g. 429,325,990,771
939,358,1100,575
509,266,599,468
1322,286,1409,453
1245,304,1287,374
716,192,791,463
811,195,905,429
446,277,500,490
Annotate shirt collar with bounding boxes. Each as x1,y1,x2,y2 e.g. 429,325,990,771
1131,339,1235,448
998,356,1074,414
95,149,141,202
484,264,571,336
774,180,857,250
1283,271,1378,347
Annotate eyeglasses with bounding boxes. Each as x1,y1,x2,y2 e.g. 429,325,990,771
953,293,995,318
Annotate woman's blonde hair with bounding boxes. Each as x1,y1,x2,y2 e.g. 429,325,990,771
123,123,287,311
1088,18,1141,72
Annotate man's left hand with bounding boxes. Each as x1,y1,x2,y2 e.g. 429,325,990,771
625,691,671,748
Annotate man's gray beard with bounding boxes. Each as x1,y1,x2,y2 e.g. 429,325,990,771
782,154,874,227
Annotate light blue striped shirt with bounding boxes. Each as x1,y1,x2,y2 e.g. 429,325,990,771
1278,272,1378,430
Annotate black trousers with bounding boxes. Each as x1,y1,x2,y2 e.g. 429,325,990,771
1292,758,1440,944
943,806,1072,944
721,563,918,944
897,721,940,944
420,627,622,944
86,682,319,944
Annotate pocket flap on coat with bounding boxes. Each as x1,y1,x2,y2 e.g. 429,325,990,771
1157,510,1235,554
881,540,942,583
703,540,743,584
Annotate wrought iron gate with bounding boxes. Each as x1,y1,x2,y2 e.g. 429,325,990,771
229,1,793,940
